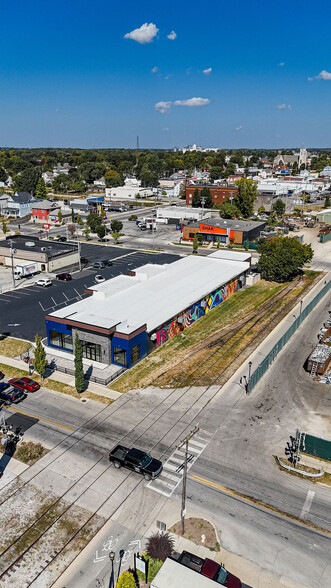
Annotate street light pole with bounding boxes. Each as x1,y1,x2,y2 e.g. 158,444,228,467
109,551,115,588
177,426,200,535
9,239,16,289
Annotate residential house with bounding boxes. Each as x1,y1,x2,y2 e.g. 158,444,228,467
0,191,36,218
31,200,61,223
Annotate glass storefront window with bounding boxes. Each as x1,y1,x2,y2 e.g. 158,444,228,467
49,330,73,350
113,347,127,366
131,345,140,365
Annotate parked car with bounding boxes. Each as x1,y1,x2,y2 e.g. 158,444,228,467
177,552,242,587
56,273,72,281
95,274,105,283
8,377,40,393
93,261,105,269
101,260,113,266
0,383,26,404
108,445,163,481
35,278,52,287
140,224,147,231
56,236,67,242
136,220,142,225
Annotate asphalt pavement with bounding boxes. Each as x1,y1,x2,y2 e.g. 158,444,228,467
0,243,180,341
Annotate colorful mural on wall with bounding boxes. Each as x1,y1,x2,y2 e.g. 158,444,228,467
156,277,241,347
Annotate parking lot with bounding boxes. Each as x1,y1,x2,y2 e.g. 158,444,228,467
0,243,180,341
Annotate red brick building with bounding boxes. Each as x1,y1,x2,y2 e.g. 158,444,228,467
186,185,238,207
31,200,60,222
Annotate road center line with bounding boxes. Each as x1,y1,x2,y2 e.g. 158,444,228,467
300,490,315,520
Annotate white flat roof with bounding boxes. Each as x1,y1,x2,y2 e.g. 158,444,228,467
50,255,249,334
151,558,214,588
209,250,251,262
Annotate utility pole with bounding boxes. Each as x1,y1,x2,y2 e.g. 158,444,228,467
9,239,16,289
78,240,81,272
177,426,200,535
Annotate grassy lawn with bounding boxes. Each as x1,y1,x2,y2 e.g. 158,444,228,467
0,362,111,405
0,338,33,358
111,272,320,393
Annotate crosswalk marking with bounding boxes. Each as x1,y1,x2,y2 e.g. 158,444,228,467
146,429,213,497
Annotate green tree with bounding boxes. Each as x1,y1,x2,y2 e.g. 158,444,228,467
2,220,8,234
71,208,75,222
324,195,330,208
216,201,238,219
234,178,257,218
192,188,200,207
0,167,8,183
74,334,85,393
105,170,123,188
209,166,223,182
272,198,286,218
257,236,313,282
83,224,91,240
76,213,83,226
13,167,41,194
35,177,47,199
199,187,213,208
111,230,122,244
96,224,106,239
86,211,102,232
116,570,136,588
192,234,199,253
110,219,123,233
258,205,265,214
58,210,63,223
34,335,48,377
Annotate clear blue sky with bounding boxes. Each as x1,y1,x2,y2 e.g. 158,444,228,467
1,0,330,149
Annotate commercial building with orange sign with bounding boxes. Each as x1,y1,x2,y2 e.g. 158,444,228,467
182,218,266,246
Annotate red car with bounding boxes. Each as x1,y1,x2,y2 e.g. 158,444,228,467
8,377,40,393
201,559,242,587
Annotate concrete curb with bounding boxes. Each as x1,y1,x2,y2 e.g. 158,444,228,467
276,456,324,478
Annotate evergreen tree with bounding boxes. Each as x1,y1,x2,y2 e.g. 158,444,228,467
35,177,47,199
58,210,63,223
192,234,199,253
272,198,286,218
324,195,330,208
34,335,48,377
74,333,85,393
2,220,8,235
192,188,200,207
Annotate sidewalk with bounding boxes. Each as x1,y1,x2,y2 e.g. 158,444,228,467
0,354,122,400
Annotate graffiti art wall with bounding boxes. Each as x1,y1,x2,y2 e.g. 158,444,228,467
155,276,241,347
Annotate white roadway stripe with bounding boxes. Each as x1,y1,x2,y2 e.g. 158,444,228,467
299,490,315,520
189,439,206,449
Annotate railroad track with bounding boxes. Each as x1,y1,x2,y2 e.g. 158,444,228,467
151,279,298,389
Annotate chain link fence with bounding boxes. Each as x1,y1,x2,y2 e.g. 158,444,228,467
248,279,331,393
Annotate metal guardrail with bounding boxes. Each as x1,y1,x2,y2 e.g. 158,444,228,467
248,279,331,394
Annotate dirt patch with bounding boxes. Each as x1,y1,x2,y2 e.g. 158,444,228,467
0,338,32,358
169,518,220,551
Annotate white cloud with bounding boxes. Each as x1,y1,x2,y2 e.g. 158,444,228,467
287,104,292,111
124,23,159,44
308,69,331,81
167,30,177,40
173,97,210,107
276,104,292,110
279,62,285,66
203,67,212,76
235,125,243,132
155,101,172,114
155,97,210,114
163,127,170,131
151,66,158,74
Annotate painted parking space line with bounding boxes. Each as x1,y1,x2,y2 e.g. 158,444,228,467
6,406,74,432
300,490,315,520
190,475,330,536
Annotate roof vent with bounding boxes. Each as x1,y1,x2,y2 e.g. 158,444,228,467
41,247,47,252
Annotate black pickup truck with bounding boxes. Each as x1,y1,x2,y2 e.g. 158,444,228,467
108,445,163,481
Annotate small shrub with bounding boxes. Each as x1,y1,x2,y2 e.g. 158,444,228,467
116,570,136,588
146,531,174,562
128,214,138,221
136,554,163,582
